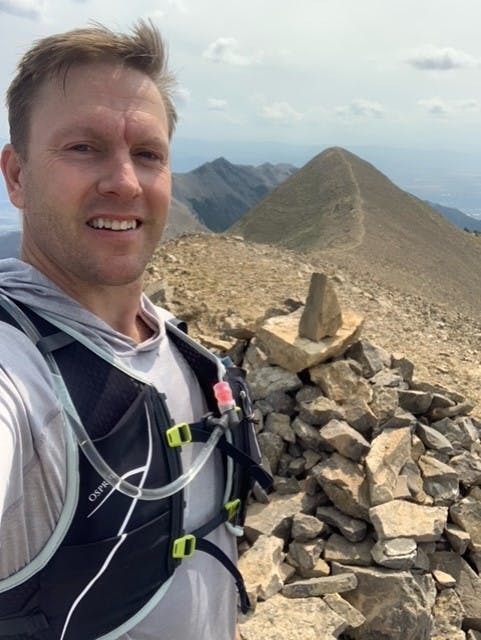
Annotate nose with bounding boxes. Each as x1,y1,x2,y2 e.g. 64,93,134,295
97,153,142,199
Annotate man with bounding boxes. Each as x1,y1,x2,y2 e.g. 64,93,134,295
0,21,247,640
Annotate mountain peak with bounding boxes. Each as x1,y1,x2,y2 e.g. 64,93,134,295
232,147,481,319
210,156,235,169
172,157,296,232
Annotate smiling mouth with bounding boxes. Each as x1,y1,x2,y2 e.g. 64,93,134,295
88,218,140,231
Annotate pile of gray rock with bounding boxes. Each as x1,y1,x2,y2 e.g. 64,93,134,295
231,290,481,640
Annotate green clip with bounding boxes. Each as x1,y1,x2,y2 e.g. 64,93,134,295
166,423,192,448
224,498,241,521
172,534,196,559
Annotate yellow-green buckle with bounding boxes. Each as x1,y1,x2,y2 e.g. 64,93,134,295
166,423,192,448
224,498,241,521
172,534,196,559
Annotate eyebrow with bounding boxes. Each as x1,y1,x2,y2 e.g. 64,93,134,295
52,125,106,141
51,125,169,150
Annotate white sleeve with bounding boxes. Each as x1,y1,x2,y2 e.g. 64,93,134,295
0,419,14,524
0,347,66,578
0,366,20,524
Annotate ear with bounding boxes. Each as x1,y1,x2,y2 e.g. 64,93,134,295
1,144,26,210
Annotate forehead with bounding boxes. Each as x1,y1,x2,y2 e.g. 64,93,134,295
30,62,168,139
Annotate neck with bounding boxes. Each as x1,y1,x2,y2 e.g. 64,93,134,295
22,247,153,343
73,284,152,342
33,269,151,342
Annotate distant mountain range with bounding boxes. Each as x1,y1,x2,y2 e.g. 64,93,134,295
426,201,481,233
172,157,297,232
170,138,481,218
171,156,481,236
0,231,20,259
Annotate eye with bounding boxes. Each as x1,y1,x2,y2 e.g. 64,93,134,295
68,143,94,153
137,150,158,160
135,150,166,162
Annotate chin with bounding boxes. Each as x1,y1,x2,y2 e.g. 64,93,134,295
96,255,150,282
86,265,146,288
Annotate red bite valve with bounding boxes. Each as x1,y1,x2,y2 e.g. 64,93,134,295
213,381,235,414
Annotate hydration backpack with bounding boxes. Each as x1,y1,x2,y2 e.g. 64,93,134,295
0,296,271,640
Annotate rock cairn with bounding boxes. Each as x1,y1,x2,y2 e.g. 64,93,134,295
227,274,481,640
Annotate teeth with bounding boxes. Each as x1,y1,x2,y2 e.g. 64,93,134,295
90,218,138,230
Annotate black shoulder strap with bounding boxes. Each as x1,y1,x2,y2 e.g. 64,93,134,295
0,299,143,439
165,322,220,413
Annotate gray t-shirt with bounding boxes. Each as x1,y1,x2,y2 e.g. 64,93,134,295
0,259,237,640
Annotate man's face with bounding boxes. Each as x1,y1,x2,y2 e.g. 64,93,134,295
4,62,171,291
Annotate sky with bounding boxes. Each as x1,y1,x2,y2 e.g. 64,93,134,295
1,0,481,215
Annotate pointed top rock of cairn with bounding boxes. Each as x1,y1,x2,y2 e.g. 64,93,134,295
298,273,343,341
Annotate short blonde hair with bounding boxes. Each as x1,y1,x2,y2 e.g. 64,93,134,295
6,20,177,158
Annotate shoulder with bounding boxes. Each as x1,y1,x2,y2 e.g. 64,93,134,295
0,319,63,443
0,320,58,390
0,320,66,533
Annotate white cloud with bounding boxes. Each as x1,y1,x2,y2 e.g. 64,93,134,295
418,97,450,116
406,46,479,70
207,98,228,111
336,99,384,118
418,97,481,116
456,99,480,111
203,37,260,66
260,101,303,124
0,0,43,19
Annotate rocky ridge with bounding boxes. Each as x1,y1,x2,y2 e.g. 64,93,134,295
145,233,481,411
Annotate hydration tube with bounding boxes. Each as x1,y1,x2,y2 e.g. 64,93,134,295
0,293,234,501
67,405,227,501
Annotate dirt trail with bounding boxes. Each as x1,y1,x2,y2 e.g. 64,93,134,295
338,148,366,249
